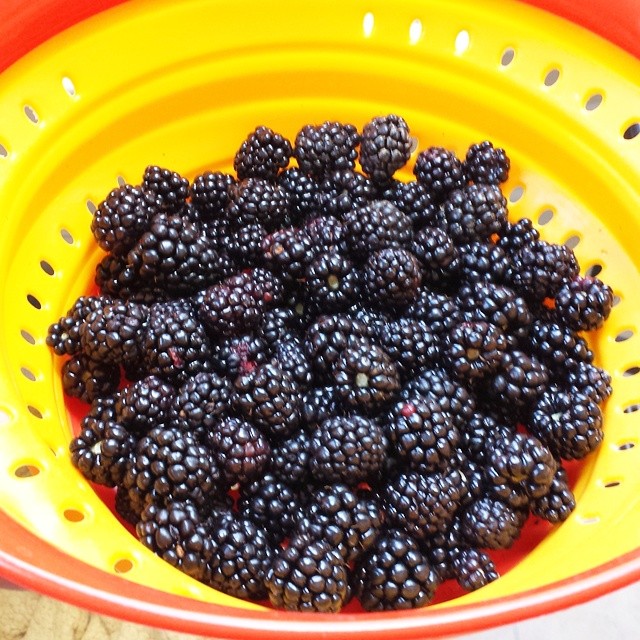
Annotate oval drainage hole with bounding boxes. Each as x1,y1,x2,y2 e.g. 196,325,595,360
615,329,634,342
20,329,36,345
623,122,639,140
509,185,525,203
612,295,621,306
544,68,560,87
618,442,635,450
21,367,36,382
409,18,423,44
40,260,54,276
500,47,515,67
86,200,97,214
14,464,40,478
62,77,76,97
538,208,554,225
623,403,640,414
0,143,7,157
24,105,39,124
564,234,581,249
455,30,470,55
114,558,134,574
623,366,639,377
26,294,42,310
585,263,602,277
604,481,621,488
64,508,85,523
60,228,74,244
585,93,603,111
27,405,43,419
409,136,419,154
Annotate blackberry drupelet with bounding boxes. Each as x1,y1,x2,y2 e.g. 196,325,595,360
301,386,342,430
261,226,314,281
233,126,292,181
458,242,509,285
359,114,413,183
269,429,311,484
460,495,526,550
142,165,189,214
226,177,290,231
304,250,361,313
452,548,500,592
564,362,612,405
114,375,175,433
277,167,320,221
531,467,576,524
212,333,269,380
94,252,157,302
61,354,120,403
363,246,422,308
316,168,376,218
413,146,466,203
381,179,440,229
189,171,235,218
464,140,510,185
496,217,540,256
554,276,614,332
272,336,314,390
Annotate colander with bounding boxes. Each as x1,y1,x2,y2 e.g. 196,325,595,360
0,0,639,637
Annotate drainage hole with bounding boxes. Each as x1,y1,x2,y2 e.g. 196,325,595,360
0,143,7,157
623,403,639,414
544,68,560,87
63,508,85,523
615,329,634,342
585,263,602,277
60,228,74,244
27,405,43,419
14,464,40,478
500,47,515,67
623,122,639,140
538,208,554,225
24,105,39,124
623,366,639,377
114,558,134,574
455,30,470,55
26,294,42,310
618,442,635,450
603,480,621,488
564,234,581,250
585,93,603,111
20,329,36,345
40,260,55,276
62,77,76,97
509,185,525,203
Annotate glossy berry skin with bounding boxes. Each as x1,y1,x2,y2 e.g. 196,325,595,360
452,547,500,592
294,121,360,177
363,247,422,308
359,114,413,183
189,171,235,217
114,375,175,433
142,165,189,214
464,140,510,185
413,146,466,203
460,496,526,550
304,250,361,313
233,125,292,181
554,276,614,332
531,467,576,523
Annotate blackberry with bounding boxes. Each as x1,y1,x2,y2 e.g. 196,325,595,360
343,200,413,259
422,517,463,581
91,184,160,256
293,120,360,177
359,114,412,183
442,184,508,243
333,338,400,411
259,306,300,346
61,354,120,403
531,467,576,524
381,180,440,228
316,168,376,218
265,534,349,612
353,528,439,611
452,547,499,592
272,337,314,390
302,215,346,253
464,140,510,185
410,226,458,272
94,252,162,303
458,242,509,285
207,417,270,486
261,226,314,281
207,511,274,600
190,171,235,218
530,386,604,460
446,321,508,382
213,333,269,378
198,281,263,338
228,223,267,266
114,375,175,433
461,411,516,465
244,266,285,306
506,240,579,302
460,496,526,550
309,415,387,484
564,362,612,404
496,217,540,256
363,247,422,308
349,304,393,338
554,276,614,332
377,318,439,378
114,484,142,525
413,146,466,203
227,177,290,231
142,165,189,214
277,167,320,221
304,250,361,313
405,290,461,339
269,429,311,484
386,396,460,473
233,126,292,181
233,362,302,438
136,501,213,582
301,386,342,430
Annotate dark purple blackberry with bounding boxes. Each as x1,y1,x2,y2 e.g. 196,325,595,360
258,306,300,346
142,165,189,214
269,429,311,484
61,354,120,403
233,362,302,439
136,501,213,582
114,375,175,433
114,484,142,525
349,304,393,338
309,415,387,484
464,140,510,185
413,146,466,203
359,114,412,183
496,217,540,255
94,253,160,303
198,281,263,338
227,178,290,231
446,321,508,382
243,267,286,307
421,517,463,581
564,362,612,404
452,547,499,592
353,528,439,611
333,338,400,411
380,180,440,228
277,167,320,221
91,184,160,256
301,386,342,430
293,121,360,177
531,467,576,524
530,385,603,460
302,215,346,253
142,299,212,382
363,247,422,308
458,242,509,285
207,416,270,486
228,223,267,266
506,240,579,302
343,200,413,259
261,226,314,281
442,184,508,243
410,226,458,272
304,250,361,313
189,171,235,218
554,276,614,332
405,290,461,339
233,126,292,181
265,534,349,612
206,511,274,600
316,169,376,218
461,411,516,465
272,336,314,390
460,496,526,550
212,333,269,378
386,397,460,473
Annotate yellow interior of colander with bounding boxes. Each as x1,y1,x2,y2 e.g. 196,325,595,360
0,0,639,613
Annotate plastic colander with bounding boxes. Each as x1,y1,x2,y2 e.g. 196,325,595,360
0,0,639,637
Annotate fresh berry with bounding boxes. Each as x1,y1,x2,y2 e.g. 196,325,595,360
316,168,376,218
381,180,440,228
359,114,413,183
554,276,614,332
234,126,292,181
531,467,576,524
564,362,612,405
458,242,509,284
377,318,439,378
293,121,360,177
277,167,320,220
460,496,526,549
212,332,269,378
304,250,361,313
114,375,175,433
261,226,314,281
452,547,499,592
272,336,314,390
301,386,342,430
142,165,189,214
413,146,465,202
363,247,422,308
61,354,120,403
226,178,290,231
190,171,235,217
269,429,311,484
497,217,540,255
410,226,458,272
464,140,510,185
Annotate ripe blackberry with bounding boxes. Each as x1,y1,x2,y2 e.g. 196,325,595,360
446,321,508,382
293,120,360,177
316,168,376,218
233,362,302,438
349,304,393,338
378,318,439,379
91,184,160,256
61,354,120,403
304,250,361,313
496,217,540,256
530,386,604,460
301,386,342,430
506,240,579,302
405,290,461,339
142,165,189,214
213,333,269,378
207,511,274,600
198,281,263,338
261,226,314,281
458,242,509,285
233,125,292,181
363,247,422,308
269,429,311,484
277,167,320,221
410,226,458,272
309,415,387,484
461,411,516,465
353,528,439,611
382,469,467,540
460,496,526,550
190,171,235,218
302,215,346,253
259,306,300,346
464,140,510,185
380,180,440,228
114,375,175,433
333,338,401,411
421,517,463,581
386,397,460,473
531,467,576,524
207,416,271,486
554,276,614,332
343,200,413,259
564,362,612,405
136,501,213,582
114,484,142,525
265,534,349,612
272,336,314,390
94,253,160,303
228,223,267,266
442,184,508,243
452,547,499,592
227,177,290,231
413,146,466,203
359,114,413,183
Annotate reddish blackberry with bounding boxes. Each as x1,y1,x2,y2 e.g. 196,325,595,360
405,290,461,339
136,501,213,582
233,126,292,181
353,528,439,611
461,411,516,465
265,534,349,612
343,200,413,259
207,416,271,486
333,338,400,411
453,547,500,592
189,171,235,218
359,114,413,183
380,180,440,228
460,496,526,550
378,318,439,379
464,140,510,185
213,333,269,378
530,386,603,460
496,217,540,255
363,247,422,308
261,226,314,281
277,167,320,221
227,177,290,231
272,337,314,390
413,146,466,203
233,362,302,439
269,429,311,484
228,223,267,266
293,120,360,177
302,215,346,253
142,165,189,214
316,168,376,218
564,362,612,405
61,354,120,403
531,467,576,524
304,250,361,313
114,375,176,433
554,276,614,332
410,226,458,272
91,184,160,256
309,415,387,484
386,397,460,473
458,242,509,284
301,386,342,429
